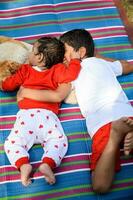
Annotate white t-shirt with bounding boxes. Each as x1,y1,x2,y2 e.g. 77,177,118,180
73,57,133,138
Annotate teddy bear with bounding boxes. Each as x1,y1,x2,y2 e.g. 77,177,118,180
0,60,21,81
0,35,32,81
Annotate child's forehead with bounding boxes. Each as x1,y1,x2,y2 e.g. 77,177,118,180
64,43,74,50
32,42,40,54
32,41,40,51
33,41,39,48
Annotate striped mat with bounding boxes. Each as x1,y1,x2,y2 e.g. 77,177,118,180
0,0,133,199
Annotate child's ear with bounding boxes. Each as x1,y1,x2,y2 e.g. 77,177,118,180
38,52,45,64
38,52,43,61
79,47,86,59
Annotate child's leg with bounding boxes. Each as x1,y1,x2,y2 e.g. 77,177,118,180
123,117,133,155
39,160,56,185
39,112,68,184
4,132,33,186
4,110,36,186
39,133,68,184
91,117,133,194
19,163,32,186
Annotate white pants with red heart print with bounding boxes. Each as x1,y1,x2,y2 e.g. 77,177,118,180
4,108,68,168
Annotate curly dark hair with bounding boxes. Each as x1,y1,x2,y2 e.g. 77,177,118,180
60,29,94,57
37,37,65,69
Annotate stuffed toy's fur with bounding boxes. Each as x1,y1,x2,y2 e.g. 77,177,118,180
0,36,32,63
0,60,21,81
0,36,32,81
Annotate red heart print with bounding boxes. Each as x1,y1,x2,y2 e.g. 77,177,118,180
30,114,34,117
29,130,33,134
54,145,58,149
21,121,25,125
11,140,15,144
15,130,18,134
48,130,52,134
39,124,43,128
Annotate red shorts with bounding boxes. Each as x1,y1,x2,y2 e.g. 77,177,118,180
90,122,120,171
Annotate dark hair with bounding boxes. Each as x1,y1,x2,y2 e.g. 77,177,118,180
37,37,65,69
60,29,94,57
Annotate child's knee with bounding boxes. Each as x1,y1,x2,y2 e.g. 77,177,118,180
92,180,111,194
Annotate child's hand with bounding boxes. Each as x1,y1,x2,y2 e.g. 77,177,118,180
0,77,7,90
63,58,69,66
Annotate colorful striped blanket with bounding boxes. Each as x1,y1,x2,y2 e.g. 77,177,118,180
0,0,133,199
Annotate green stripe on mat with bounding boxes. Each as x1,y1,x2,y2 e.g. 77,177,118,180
0,96,16,100
1,102,17,105
97,43,131,48
115,178,133,184
101,48,133,54
61,160,89,167
59,112,82,117
0,121,15,125
92,29,125,36
0,171,19,177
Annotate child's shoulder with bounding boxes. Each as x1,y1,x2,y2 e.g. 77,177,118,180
17,63,31,74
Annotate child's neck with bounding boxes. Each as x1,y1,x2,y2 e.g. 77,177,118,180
37,63,47,70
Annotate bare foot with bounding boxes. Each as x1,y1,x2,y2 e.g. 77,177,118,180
111,117,133,145
20,164,32,186
39,163,55,185
124,132,133,155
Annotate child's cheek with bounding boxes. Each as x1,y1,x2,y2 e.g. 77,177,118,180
28,53,35,65
64,53,71,63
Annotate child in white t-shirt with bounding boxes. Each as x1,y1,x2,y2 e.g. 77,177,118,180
17,29,133,193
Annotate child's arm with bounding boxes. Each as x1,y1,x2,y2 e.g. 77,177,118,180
17,83,71,103
1,64,26,91
119,60,133,74
0,76,16,90
95,53,133,74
